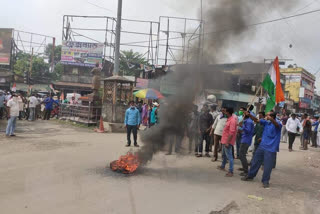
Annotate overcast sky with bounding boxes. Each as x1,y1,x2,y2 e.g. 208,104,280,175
1,0,320,79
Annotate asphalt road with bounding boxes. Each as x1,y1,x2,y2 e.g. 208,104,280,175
0,119,320,214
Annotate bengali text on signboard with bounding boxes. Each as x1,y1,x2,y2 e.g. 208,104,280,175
61,41,104,67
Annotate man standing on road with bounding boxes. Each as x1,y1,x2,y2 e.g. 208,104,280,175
280,113,288,143
28,94,38,121
43,95,59,120
124,101,140,147
236,107,246,159
299,113,309,146
196,105,214,157
210,107,227,161
5,94,20,137
217,107,237,177
241,111,282,188
286,113,302,152
0,91,5,119
209,105,219,152
311,116,319,148
251,112,265,161
187,105,199,154
238,111,255,176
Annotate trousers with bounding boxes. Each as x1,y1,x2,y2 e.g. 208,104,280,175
196,132,210,153
248,147,276,184
221,144,234,173
29,107,36,121
239,143,250,172
288,132,296,150
213,134,222,159
236,132,241,158
127,125,138,145
168,134,183,154
311,131,317,147
281,126,288,142
6,116,17,136
44,109,52,120
188,132,198,153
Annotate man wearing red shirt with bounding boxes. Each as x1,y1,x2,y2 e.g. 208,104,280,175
217,107,237,177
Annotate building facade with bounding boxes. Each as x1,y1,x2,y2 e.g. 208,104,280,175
281,67,315,113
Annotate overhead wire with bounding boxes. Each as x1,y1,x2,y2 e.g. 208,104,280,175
121,8,320,46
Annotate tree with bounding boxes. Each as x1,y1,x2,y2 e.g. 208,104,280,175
13,52,31,76
119,50,148,76
13,51,61,83
45,44,62,64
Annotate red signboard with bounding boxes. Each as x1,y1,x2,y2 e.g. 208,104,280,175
299,102,309,109
0,29,13,65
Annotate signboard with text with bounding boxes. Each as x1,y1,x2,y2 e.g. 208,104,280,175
61,41,103,67
0,28,13,65
299,102,309,109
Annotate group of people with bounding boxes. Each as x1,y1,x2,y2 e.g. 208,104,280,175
124,99,320,188
281,112,320,151
1,90,60,137
193,105,320,188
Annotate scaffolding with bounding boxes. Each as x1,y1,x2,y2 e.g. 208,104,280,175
61,15,204,66
12,30,55,56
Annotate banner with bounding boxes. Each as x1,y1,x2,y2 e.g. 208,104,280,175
136,78,149,89
0,29,13,65
61,41,103,67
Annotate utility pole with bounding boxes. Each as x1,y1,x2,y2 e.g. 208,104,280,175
51,37,56,73
29,48,34,85
113,0,122,76
198,0,203,64
164,19,169,66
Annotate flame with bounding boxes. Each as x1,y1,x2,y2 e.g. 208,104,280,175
110,152,140,174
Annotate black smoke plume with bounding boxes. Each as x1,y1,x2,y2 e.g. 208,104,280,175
137,0,301,164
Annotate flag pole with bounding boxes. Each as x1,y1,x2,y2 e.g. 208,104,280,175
247,85,262,111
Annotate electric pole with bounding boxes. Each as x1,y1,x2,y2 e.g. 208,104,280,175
113,0,122,76
29,48,34,85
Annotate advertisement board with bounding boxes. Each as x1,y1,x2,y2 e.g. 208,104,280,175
136,78,149,89
0,28,13,65
285,75,301,83
299,87,305,98
61,41,103,67
299,102,309,109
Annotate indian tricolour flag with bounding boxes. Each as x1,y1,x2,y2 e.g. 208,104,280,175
261,57,285,113
11,83,16,92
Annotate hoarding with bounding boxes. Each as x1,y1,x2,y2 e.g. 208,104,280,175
136,78,148,89
61,41,103,67
299,87,305,98
0,29,13,65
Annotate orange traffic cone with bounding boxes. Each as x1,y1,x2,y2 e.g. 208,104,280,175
95,117,105,133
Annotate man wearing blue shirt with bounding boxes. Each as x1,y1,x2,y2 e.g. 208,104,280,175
238,113,254,176
311,116,319,148
124,101,141,147
43,95,59,120
242,111,282,188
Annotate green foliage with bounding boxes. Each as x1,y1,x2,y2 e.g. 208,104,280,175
14,44,63,83
45,44,62,64
13,52,29,76
119,49,148,76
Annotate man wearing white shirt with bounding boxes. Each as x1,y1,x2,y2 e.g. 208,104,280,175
210,107,227,161
6,94,20,137
28,94,38,121
286,113,302,152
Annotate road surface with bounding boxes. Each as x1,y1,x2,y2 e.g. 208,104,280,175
0,119,320,214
